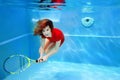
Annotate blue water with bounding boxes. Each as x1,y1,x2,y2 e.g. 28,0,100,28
1,0,120,80
4,61,120,80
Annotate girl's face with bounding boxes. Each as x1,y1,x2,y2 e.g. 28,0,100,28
42,25,52,37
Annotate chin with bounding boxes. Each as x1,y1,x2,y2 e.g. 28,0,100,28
45,35,49,37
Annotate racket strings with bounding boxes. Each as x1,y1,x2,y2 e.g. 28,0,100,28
4,56,29,74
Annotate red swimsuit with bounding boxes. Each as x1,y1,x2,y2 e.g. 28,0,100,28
42,28,64,46
52,0,65,3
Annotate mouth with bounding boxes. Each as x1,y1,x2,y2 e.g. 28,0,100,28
45,34,49,36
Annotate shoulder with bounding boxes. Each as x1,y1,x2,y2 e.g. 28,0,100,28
52,28,64,38
52,28,63,33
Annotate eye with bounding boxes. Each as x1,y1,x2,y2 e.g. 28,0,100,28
47,29,49,31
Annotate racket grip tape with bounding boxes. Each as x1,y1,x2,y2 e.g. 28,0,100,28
36,60,38,63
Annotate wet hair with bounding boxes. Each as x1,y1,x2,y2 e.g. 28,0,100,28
34,19,54,36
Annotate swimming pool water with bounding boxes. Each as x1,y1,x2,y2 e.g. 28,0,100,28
4,61,120,80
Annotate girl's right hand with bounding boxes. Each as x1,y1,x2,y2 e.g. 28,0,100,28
37,56,43,62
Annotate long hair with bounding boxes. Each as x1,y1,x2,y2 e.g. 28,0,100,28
34,19,54,36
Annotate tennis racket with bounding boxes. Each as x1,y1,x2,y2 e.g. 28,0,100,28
3,55,38,74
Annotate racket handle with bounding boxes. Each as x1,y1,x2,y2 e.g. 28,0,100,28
36,60,38,63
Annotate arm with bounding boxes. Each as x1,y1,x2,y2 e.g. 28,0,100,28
39,37,45,58
43,40,61,60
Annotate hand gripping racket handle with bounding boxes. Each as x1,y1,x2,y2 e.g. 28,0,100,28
36,59,43,63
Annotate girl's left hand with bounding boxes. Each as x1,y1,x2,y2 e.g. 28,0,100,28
42,55,48,62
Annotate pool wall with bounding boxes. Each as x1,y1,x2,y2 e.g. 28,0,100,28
0,0,120,79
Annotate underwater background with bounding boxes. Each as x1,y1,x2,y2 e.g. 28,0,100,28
0,0,120,80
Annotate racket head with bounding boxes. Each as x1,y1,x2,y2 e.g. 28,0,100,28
3,55,36,74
